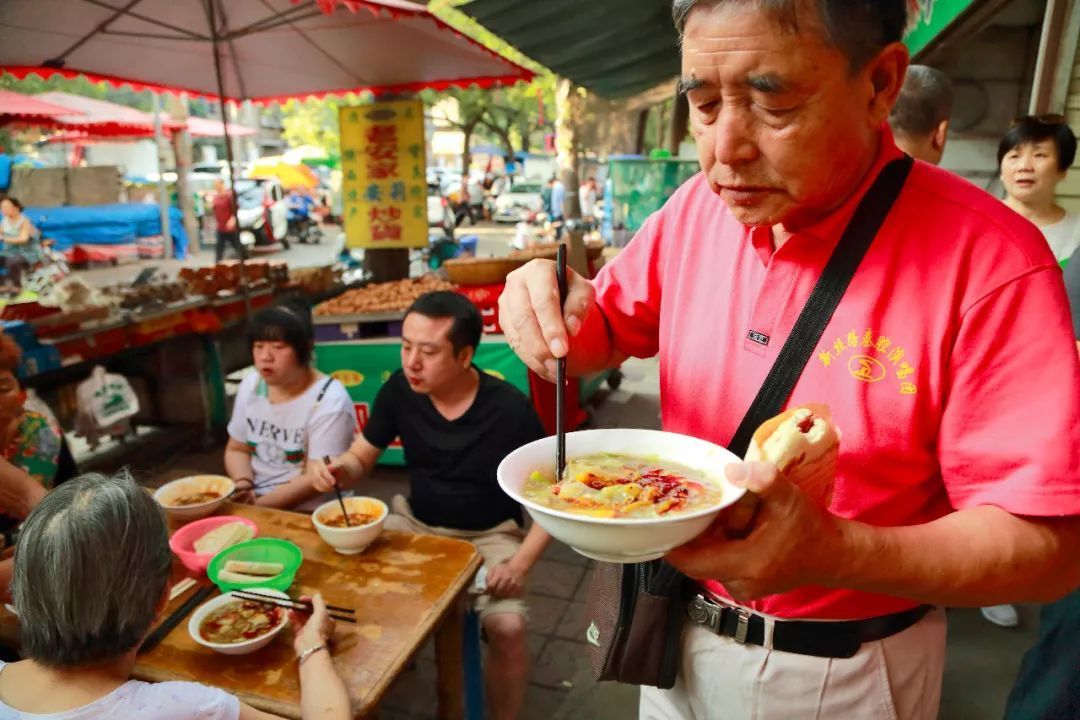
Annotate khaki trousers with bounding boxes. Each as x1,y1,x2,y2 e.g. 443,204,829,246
640,608,946,720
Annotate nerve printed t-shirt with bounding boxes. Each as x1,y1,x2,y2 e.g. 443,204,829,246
227,372,357,503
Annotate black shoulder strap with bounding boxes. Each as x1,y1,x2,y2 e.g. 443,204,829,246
726,155,914,457
316,376,334,403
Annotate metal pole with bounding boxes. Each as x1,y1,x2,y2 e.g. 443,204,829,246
208,0,251,317
152,92,174,260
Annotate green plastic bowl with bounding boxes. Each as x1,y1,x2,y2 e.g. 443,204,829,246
207,538,303,593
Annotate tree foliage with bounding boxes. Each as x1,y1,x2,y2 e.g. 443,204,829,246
0,73,154,110
276,0,560,168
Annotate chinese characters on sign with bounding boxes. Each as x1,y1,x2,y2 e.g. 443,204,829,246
339,100,427,249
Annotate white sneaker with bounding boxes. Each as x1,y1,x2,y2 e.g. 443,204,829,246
980,604,1019,628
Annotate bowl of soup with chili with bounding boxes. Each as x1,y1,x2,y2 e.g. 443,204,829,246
188,588,290,655
497,429,743,563
311,497,387,555
154,475,235,521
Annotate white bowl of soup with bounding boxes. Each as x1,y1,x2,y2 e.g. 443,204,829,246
154,475,235,521
188,588,290,655
311,497,388,555
498,429,744,563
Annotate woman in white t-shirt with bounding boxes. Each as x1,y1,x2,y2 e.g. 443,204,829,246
0,472,350,719
226,304,356,511
999,115,1080,264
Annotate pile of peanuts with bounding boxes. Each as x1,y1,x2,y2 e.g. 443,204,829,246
314,275,457,316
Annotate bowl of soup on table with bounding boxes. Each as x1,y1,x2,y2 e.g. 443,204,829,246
312,497,387,555
154,475,235,521
498,429,743,563
188,588,290,655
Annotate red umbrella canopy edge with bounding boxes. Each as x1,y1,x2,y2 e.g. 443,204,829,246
0,0,535,104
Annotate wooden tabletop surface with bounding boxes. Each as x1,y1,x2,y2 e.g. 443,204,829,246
0,502,481,719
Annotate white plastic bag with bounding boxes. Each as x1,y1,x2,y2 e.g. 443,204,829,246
76,366,139,429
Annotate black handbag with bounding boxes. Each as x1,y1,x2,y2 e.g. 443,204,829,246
584,155,915,689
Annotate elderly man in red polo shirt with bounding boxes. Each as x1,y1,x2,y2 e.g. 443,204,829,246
499,1,1080,718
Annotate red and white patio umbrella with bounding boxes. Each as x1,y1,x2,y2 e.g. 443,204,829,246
0,0,534,103
0,0,533,262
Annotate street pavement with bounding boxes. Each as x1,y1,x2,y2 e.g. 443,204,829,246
71,221,517,288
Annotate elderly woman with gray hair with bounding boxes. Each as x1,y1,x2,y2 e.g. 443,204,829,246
0,472,350,720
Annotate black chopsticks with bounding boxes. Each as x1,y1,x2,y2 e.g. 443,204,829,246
324,455,351,526
139,584,216,654
231,590,357,624
555,242,568,481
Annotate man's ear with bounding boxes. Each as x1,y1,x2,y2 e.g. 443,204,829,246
867,42,911,126
459,345,476,369
932,119,950,152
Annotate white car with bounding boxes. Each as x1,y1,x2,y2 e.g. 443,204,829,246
494,180,545,223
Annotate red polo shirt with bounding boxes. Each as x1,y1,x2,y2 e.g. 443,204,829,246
593,129,1080,620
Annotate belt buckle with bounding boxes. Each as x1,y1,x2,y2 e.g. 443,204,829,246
688,594,722,632
733,607,751,645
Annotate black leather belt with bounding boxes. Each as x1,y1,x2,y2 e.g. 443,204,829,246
687,593,933,659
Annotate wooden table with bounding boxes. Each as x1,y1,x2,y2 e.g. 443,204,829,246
1,503,481,719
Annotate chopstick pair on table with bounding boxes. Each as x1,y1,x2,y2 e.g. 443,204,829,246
231,590,357,624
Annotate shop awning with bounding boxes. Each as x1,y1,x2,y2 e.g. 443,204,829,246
33,91,185,137
0,0,535,103
460,0,981,98
185,116,257,138
0,89,86,126
460,0,680,98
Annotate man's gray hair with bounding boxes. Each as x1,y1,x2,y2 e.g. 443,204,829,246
12,471,172,668
672,0,908,71
889,65,954,138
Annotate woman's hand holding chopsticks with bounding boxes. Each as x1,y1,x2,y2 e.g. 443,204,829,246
291,593,336,656
288,591,353,720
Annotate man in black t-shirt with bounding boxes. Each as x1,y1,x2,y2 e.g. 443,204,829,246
314,291,549,720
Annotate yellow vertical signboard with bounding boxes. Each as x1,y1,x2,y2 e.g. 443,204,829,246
339,100,427,249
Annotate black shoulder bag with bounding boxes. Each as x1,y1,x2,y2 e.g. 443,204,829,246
584,156,914,689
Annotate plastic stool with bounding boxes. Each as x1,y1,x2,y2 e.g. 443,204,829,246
463,608,486,720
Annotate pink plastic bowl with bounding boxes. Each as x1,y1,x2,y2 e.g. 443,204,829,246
169,515,259,574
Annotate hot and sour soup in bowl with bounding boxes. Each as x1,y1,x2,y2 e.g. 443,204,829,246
499,429,743,563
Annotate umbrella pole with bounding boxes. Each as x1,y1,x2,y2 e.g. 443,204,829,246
208,0,251,319
151,92,174,261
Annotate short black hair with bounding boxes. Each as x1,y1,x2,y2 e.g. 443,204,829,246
997,116,1077,171
889,65,954,138
1,197,24,211
247,302,314,365
405,291,481,355
672,0,908,72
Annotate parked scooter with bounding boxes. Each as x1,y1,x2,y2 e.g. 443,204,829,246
287,215,322,244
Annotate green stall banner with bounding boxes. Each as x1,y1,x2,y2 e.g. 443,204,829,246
904,0,978,57
315,339,531,466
